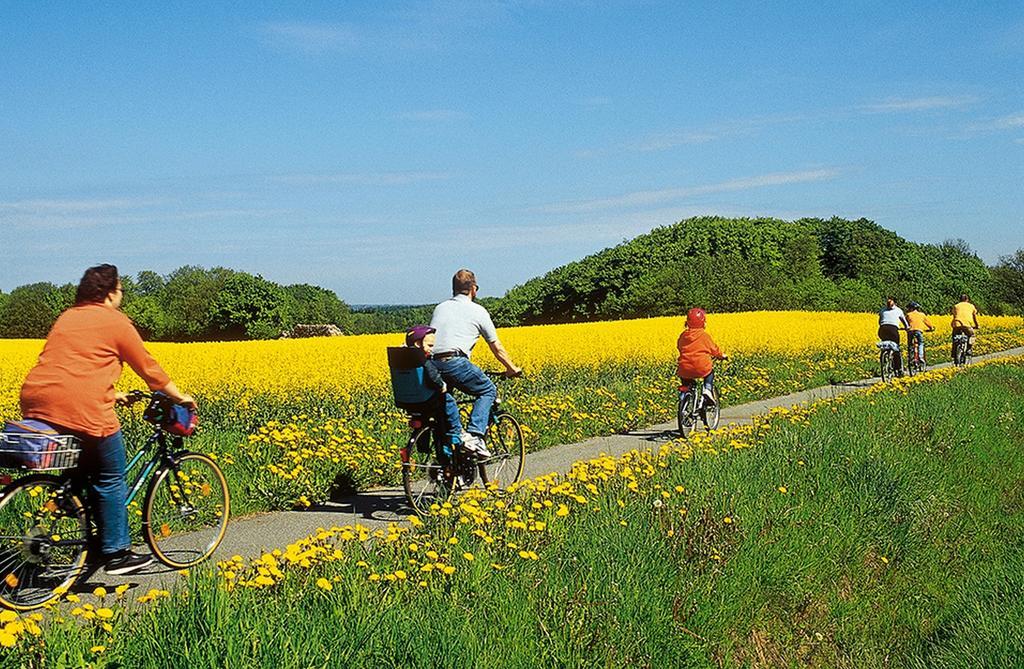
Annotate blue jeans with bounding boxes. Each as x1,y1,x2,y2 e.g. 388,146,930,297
433,357,496,436
437,394,462,461
77,431,131,556
679,371,715,404
909,330,925,363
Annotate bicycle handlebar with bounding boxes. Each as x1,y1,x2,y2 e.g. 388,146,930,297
485,369,524,379
117,390,188,408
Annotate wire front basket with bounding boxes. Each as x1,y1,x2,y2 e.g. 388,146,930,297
0,433,82,471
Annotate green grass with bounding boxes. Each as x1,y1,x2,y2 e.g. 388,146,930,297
11,359,1024,668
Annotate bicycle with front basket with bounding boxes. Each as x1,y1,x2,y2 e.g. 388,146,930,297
0,391,229,610
401,372,525,516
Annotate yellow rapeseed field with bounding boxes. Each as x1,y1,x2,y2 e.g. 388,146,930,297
2,311,1022,507
2,311,1021,415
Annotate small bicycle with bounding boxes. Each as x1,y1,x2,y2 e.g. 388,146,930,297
400,373,525,516
677,365,722,438
906,330,927,376
0,391,229,610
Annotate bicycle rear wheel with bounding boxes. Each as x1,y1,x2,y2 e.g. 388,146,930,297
480,413,525,488
401,427,452,516
678,392,698,437
142,452,229,569
0,474,88,610
879,350,893,382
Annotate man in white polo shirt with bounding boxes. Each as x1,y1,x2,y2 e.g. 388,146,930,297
430,269,522,457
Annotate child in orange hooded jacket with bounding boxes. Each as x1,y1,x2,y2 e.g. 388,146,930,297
676,308,727,405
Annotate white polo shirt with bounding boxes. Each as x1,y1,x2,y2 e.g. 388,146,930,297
879,306,908,328
430,294,499,357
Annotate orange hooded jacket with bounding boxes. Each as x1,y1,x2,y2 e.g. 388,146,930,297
676,327,722,379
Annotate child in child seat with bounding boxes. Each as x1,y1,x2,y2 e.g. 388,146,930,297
404,325,463,465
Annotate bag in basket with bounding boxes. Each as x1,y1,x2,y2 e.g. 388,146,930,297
1,419,64,469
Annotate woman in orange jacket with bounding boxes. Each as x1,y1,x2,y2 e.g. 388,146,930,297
676,308,727,405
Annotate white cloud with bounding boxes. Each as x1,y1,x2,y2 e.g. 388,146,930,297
260,21,364,54
536,169,841,214
859,96,979,113
269,171,452,186
0,198,163,214
257,3,511,55
395,109,469,122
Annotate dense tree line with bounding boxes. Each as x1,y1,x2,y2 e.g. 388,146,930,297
0,267,352,340
491,216,1023,325
1,218,1020,340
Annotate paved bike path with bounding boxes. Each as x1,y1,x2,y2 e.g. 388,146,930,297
89,345,1024,593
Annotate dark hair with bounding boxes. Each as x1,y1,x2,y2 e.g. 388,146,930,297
959,293,969,302
886,296,897,304
75,264,120,305
452,269,477,296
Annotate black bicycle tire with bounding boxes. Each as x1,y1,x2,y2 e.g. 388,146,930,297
401,426,451,516
703,387,722,431
879,350,892,382
142,451,230,569
480,412,526,488
678,391,698,438
0,474,88,611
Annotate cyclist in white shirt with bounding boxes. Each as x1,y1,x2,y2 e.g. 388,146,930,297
429,269,521,457
878,296,910,375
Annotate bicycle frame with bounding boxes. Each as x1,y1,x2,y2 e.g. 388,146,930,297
121,430,176,508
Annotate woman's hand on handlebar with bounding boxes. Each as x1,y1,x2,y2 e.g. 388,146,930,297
160,381,197,409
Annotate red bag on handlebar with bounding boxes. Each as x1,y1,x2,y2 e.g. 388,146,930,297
143,394,199,436
165,404,199,436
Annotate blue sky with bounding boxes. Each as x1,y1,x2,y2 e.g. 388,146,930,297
1,1,1022,304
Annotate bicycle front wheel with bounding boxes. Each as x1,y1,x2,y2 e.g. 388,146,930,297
702,388,721,431
402,427,452,516
142,452,229,569
480,413,525,488
0,475,88,611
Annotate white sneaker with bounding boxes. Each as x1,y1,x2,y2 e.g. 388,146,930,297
462,434,492,458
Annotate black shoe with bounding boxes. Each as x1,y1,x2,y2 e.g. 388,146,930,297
103,550,154,576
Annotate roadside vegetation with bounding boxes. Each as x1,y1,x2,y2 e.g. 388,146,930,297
4,356,1022,667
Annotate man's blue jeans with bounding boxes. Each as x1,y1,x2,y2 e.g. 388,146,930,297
433,357,496,436
77,431,131,556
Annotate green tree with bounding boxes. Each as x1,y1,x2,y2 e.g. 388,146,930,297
210,273,292,340
282,284,353,333
0,283,64,338
159,266,236,340
992,249,1024,314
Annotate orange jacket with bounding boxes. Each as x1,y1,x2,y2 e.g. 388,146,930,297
20,303,171,437
676,328,722,379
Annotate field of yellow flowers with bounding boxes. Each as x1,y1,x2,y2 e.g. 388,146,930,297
4,352,1022,667
1,311,1023,512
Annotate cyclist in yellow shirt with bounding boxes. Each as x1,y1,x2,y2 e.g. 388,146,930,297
951,294,980,356
905,302,934,368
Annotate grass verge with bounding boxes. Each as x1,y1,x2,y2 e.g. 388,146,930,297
5,357,1023,667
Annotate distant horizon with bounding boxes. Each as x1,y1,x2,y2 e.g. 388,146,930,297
2,2,1021,303
0,213,1008,306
